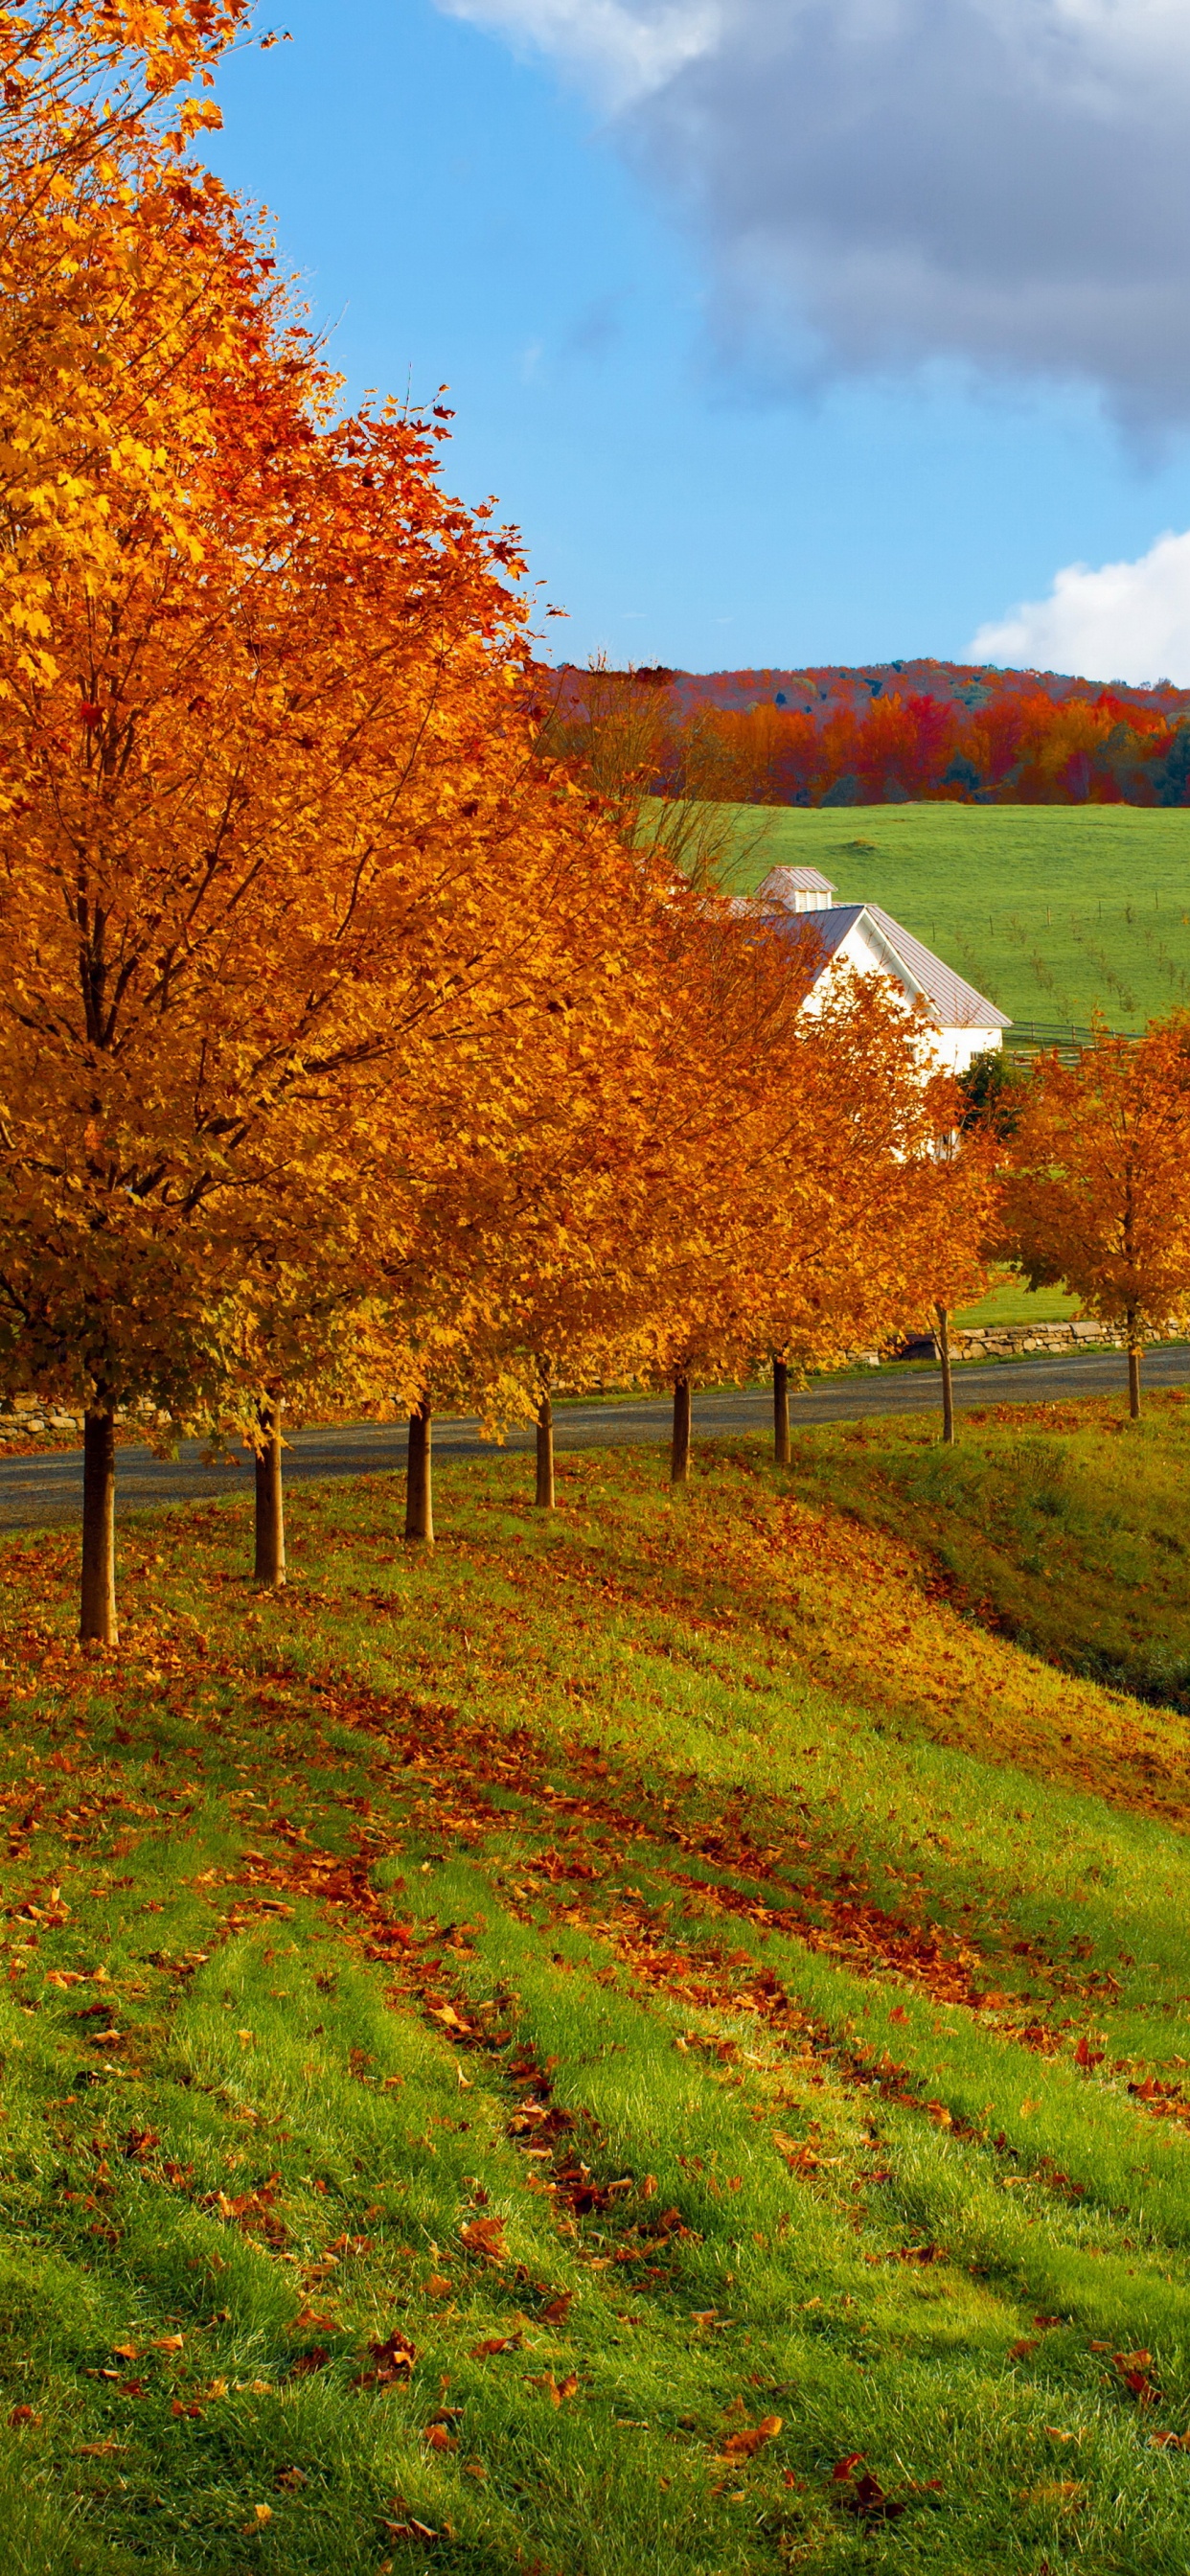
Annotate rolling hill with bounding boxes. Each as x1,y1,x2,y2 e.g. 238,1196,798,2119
722,800,1190,1034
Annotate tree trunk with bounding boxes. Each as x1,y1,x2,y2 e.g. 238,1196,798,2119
671,1374,692,1485
773,1357,790,1466
405,1395,433,1543
80,1403,118,1646
253,1397,286,1588
1127,1312,1142,1421
936,1303,955,1447
535,1391,555,1509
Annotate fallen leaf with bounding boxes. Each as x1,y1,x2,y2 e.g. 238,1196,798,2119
152,2334,184,2352
8,2405,40,2427
353,2331,416,2389
721,2414,782,2461
840,2470,908,2521
469,2335,521,2358
424,2424,457,2451
459,2218,507,2263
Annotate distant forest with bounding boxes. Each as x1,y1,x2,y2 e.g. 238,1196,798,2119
550,659,1190,808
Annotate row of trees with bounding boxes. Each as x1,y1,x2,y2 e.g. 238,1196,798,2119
3,8,1189,1655
547,665,1190,810
0,0,997,1646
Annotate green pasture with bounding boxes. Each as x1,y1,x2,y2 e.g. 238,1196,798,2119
722,801,1190,1032
3,1414,1190,2569
955,1274,1079,1329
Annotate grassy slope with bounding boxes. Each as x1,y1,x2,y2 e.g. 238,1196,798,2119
4,1429,1190,2571
721,802,1190,1032
783,1386,1190,1713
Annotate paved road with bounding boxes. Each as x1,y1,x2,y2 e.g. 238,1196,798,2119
1,1343,1187,1531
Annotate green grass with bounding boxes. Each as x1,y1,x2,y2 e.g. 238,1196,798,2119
721,801,1190,1031
781,1383,1190,1714
3,1419,1190,2569
954,1275,1080,1330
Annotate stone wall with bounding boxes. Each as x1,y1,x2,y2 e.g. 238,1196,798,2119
897,1319,1181,1364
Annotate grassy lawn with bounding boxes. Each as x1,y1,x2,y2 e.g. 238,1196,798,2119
954,1275,1080,1330
720,801,1190,1031
783,1385,1190,1714
3,1419,1190,2570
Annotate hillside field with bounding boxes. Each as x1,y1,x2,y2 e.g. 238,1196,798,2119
722,802,1190,1033
4,1408,1190,2571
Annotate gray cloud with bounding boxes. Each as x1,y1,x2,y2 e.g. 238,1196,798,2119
443,0,1190,424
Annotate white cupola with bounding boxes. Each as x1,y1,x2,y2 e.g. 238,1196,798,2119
756,865,837,913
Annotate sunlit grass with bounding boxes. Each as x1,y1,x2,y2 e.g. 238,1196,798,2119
1,1411,1190,2567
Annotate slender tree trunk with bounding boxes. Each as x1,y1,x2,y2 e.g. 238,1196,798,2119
671,1374,692,1485
535,1391,555,1509
80,1403,118,1646
1127,1309,1142,1421
405,1395,433,1543
773,1357,790,1467
253,1397,286,1588
936,1303,955,1447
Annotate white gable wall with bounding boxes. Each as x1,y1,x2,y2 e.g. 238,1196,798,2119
800,922,1004,1078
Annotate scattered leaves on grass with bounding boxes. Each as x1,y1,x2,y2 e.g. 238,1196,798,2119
529,2371,579,2406
353,2332,416,2389
459,2217,507,2263
718,2413,782,2461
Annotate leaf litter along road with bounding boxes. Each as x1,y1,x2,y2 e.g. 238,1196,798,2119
3,1428,1190,2568
2,1342,1189,1529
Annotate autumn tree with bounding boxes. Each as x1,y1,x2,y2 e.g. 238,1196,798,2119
0,26,675,1637
361,825,674,1535
0,0,258,687
539,659,775,893
1001,1021,1190,1419
901,1116,1002,1444
556,892,942,1484
749,978,975,1460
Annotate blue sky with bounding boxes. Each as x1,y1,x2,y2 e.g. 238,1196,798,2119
202,0,1190,680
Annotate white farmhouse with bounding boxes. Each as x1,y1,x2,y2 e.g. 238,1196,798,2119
755,865,1010,1076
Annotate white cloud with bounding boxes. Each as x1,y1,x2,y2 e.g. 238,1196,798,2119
438,0,720,106
971,530,1190,685
437,0,1190,422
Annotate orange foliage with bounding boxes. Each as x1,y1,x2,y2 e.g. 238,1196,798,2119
628,679,1189,809
1002,1021,1190,1413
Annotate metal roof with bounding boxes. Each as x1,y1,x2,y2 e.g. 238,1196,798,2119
768,901,1010,1030
863,903,1011,1029
757,864,837,900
